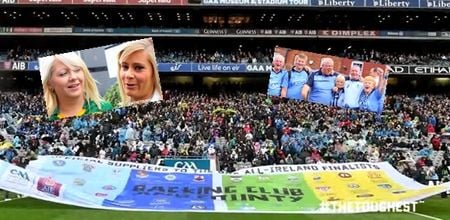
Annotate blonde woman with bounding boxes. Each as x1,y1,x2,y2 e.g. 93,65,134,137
358,67,387,113
39,52,112,120
117,38,163,106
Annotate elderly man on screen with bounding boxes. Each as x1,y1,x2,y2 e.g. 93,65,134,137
267,53,287,97
342,65,364,109
301,58,339,105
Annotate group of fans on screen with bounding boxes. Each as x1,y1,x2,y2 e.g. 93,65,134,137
268,53,388,114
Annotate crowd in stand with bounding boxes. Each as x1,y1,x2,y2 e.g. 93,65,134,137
2,46,450,66
1,88,450,187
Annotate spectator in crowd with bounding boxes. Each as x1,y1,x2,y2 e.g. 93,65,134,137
0,83,449,189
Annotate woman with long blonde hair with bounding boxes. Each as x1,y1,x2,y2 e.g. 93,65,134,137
39,52,112,120
117,38,163,107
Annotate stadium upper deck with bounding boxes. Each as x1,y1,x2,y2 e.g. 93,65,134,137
0,4,449,31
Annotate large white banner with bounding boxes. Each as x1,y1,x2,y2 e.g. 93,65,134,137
0,156,449,213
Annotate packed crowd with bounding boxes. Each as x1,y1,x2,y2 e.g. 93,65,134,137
3,47,55,61
156,48,273,64
2,46,450,67
1,89,450,186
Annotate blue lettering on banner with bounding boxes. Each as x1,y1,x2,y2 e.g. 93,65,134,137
366,0,418,7
311,0,364,6
102,171,214,210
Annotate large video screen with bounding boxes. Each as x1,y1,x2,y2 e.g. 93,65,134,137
38,38,163,120
267,47,389,114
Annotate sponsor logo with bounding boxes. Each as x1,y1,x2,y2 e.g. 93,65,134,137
136,170,149,178
150,198,170,205
52,160,66,166
287,175,299,182
327,197,340,201
114,200,135,204
9,169,31,182
165,174,176,181
73,178,86,186
316,186,331,192
230,175,243,182
312,174,322,181
191,205,206,210
367,172,382,179
338,172,352,178
392,190,406,194
190,200,206,204
102,185,117,190
82,163,95,172
37,177,62,197
193,175,205,182
347,183,360,189
377,184,392,189
356,194,374,198
173,161,198,169
170,63,182,71
95,192,108,197
258,176,270,181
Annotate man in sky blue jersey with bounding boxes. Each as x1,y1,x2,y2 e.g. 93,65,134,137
343,65,364,108
267,53,287,97
301,57,339,106
358,67,388,113
281,53,309,100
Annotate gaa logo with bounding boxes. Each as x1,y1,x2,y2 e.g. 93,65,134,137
338,172,352,178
